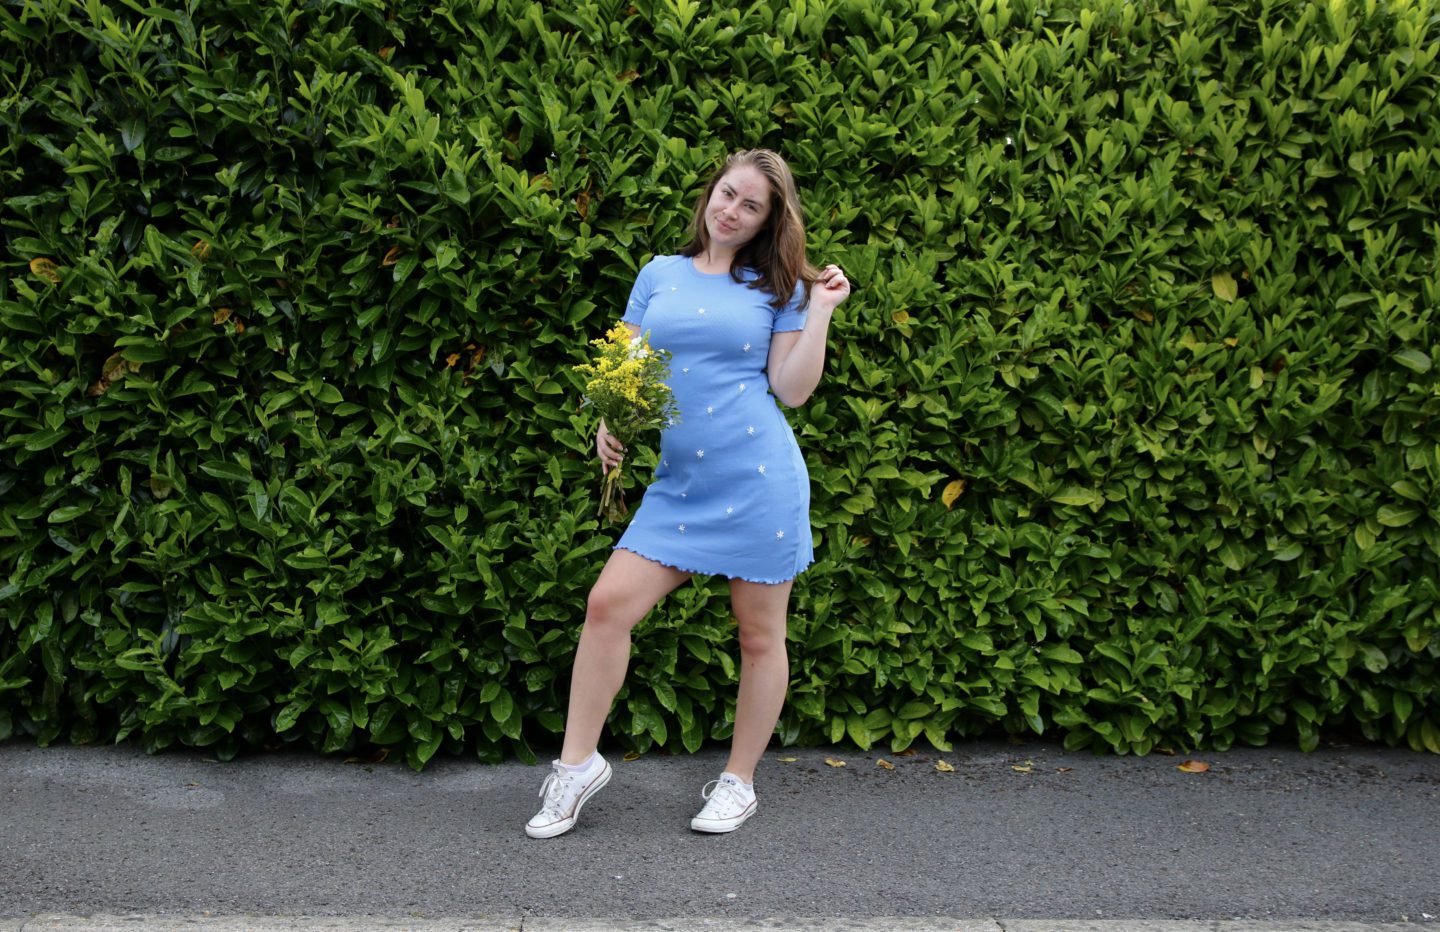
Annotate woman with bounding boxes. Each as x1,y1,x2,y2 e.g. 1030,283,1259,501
527,149,851,838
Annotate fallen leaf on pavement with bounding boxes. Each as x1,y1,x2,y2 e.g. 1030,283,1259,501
1177,760,1210,773
777,757,798,763
825,757,847,768
1011,764,1033,773
935,760,955,772
1156,747,1177,756
1057,767,1072,773
623,750,642,762
876,759,895,770
895,748,917,757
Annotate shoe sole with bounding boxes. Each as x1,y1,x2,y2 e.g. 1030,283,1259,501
690,798,757,833
525,761,613,839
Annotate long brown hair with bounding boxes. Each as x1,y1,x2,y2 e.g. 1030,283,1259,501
680,149,819,309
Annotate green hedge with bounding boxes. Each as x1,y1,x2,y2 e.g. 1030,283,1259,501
2,0,1437,768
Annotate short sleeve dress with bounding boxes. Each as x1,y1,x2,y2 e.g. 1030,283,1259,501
615,254,814,584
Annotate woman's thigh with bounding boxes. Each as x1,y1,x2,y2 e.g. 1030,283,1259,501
728,578,794,638
588,548,693,627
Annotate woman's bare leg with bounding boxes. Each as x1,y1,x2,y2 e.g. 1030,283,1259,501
722,577,794,783
559,549,690,764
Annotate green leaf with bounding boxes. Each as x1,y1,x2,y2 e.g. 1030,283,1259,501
1392,349,1432,374
1377,505,1420,527
274,701,306,733
200,461,252,482
47,505,90,523
1211,271,1237,302
1051,488,1102,507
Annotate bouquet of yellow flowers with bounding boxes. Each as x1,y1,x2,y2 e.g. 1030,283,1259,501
573,325,679,523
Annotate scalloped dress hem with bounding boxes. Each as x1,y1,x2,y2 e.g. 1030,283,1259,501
613,545,810,586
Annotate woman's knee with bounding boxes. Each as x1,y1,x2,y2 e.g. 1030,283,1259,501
737,616,787,659
585,580,640,632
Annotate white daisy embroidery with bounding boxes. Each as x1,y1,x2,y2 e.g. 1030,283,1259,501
670,286,677,291
696,449,705,458
681,492,688,499
757,464,767,475
706,406,714,417
678,524,686,533
697,307,706,315
739,383,747,392
746,426,756,436
682,367,690,374
725,507,734,516
776,530,785,540
742,343,751,352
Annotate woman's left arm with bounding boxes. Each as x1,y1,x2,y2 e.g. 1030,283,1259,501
768,264,852,408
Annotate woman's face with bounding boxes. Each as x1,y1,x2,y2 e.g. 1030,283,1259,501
704,164,773,252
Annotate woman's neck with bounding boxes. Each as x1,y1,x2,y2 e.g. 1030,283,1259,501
693,245,736,274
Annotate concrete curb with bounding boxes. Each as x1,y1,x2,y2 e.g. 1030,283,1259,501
9,918,1433,931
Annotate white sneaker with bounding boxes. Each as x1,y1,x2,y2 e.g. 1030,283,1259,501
525,754,612,839
690,772,757,833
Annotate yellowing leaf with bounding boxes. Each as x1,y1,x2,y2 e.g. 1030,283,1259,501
935,760,955,773
1011,764,1033,773
1177,760,1210,773
941,479,966,510
1224,337,1239,347
1056,767,1072,773
824,757,847,768
445,353,461,368
1212,270,1237,302
381,246,402,267
777,756,798,762
622,750,642,762
892,310,911,325
876,759,895,770
191,239,212,260
30,258,61,283
1134,309,1155,322
88,350,140,396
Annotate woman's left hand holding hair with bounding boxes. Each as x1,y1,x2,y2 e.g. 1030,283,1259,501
811,264,851,315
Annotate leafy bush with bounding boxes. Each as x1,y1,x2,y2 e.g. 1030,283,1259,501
2,0,1437,768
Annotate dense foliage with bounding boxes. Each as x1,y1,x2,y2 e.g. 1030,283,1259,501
2,0,1437,768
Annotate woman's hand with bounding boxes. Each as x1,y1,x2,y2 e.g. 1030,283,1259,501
597,418,626,474
810,263,852,315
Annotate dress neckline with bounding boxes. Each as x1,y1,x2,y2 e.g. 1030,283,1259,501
687,256,734,278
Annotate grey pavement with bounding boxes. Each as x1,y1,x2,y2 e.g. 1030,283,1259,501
1,740,1437,930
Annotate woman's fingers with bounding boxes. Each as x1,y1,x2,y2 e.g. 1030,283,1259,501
597,428,625,471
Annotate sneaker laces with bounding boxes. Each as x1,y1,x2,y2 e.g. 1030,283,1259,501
537,766,578,818
700,779,746,814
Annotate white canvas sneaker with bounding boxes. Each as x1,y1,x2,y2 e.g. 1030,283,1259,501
525,754,612,839
690,772,757,833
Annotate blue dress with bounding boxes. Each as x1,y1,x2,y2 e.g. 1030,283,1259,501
615,255,814,584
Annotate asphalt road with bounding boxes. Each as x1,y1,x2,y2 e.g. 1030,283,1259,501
1,740,1436,923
